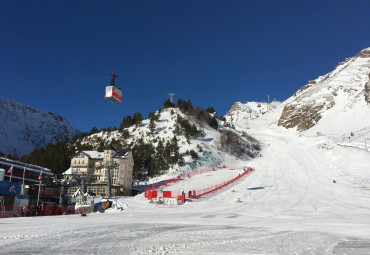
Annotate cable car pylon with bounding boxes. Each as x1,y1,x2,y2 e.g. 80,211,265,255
105,72,122,103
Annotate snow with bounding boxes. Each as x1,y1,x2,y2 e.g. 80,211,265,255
0,96,80,156
1,49,370,254
62,167,76,175
82,151,104,159
2,104,370,254
162,168,245,192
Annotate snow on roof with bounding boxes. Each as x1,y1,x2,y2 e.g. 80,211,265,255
82,151,104,159
63,167,76,175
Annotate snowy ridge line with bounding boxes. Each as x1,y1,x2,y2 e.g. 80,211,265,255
144,165,233,199
195,168,255,199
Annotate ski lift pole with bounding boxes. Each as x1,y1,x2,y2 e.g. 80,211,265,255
81,178,86,202
107,159,112,198
59,182,65,205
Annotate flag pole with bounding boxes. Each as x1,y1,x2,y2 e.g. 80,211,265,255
9,165,13,182
37,181,41,207
37,169,42,207
22,167,25,186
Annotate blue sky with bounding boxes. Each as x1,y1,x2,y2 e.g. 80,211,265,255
1,0,369,132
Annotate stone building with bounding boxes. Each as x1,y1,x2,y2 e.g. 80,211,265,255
66,145,134,196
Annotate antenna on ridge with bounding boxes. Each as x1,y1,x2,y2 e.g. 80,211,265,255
168,93,175,103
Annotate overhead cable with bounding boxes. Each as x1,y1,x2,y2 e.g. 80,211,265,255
0,23,110,76
67,0,199,80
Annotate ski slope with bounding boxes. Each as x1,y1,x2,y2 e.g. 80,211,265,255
1,109,370,254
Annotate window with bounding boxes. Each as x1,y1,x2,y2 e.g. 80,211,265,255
74,160,76,164
98,186,105,195
82,160,84,164
113,170,119,178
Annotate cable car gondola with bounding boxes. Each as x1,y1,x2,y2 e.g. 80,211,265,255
105,72,122,103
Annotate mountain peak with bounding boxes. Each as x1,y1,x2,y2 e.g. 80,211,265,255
0,97,80,156
277,47,370,134
356,47,370,58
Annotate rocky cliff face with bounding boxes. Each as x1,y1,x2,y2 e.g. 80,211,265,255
277,47,370,132
364,74,370,104
0,97,80,156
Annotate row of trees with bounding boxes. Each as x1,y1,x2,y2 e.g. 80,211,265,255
20,140,74,175
119,113,143,130
132,136,183,177
176,99,218,129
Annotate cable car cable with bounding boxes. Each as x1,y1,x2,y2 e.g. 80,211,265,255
0,22,151,89
66,0,201,82
0,22,111,76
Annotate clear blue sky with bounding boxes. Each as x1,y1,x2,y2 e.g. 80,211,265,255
1,0,369,132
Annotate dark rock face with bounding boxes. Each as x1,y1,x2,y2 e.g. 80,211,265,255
365,74,370,104
278,104,326,131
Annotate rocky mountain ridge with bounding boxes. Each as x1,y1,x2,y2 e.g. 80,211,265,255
277,47,370,132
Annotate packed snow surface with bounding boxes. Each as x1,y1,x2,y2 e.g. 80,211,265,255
1,105,370,254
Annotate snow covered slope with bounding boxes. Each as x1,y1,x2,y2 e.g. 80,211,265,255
1,114,370,254
278,47,370,135
0,97,80,156
77,107,259,179
225,101,281,127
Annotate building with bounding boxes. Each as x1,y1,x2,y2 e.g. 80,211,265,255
0,157,57,217
66,145,134,196
0,157,54,186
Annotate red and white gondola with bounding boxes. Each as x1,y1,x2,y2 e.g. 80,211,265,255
105,72,122,103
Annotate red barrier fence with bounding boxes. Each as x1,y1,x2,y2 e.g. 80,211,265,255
195,168,254,198
144,165,254,200
144,165,230,199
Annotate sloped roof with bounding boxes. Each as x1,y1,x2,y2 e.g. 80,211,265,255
0,157,52,173
63,167,76,175
82,151,104,159
114,149,131,158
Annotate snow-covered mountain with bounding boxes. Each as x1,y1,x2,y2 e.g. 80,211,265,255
0,97,80,156
277,47,370,135
77,107,260,179
225,101,281,127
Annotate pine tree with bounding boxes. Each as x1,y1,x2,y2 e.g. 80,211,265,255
120,116,133,129
164,99,175,108
133,112,143,126
121,129,130,139
149,118,156,134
